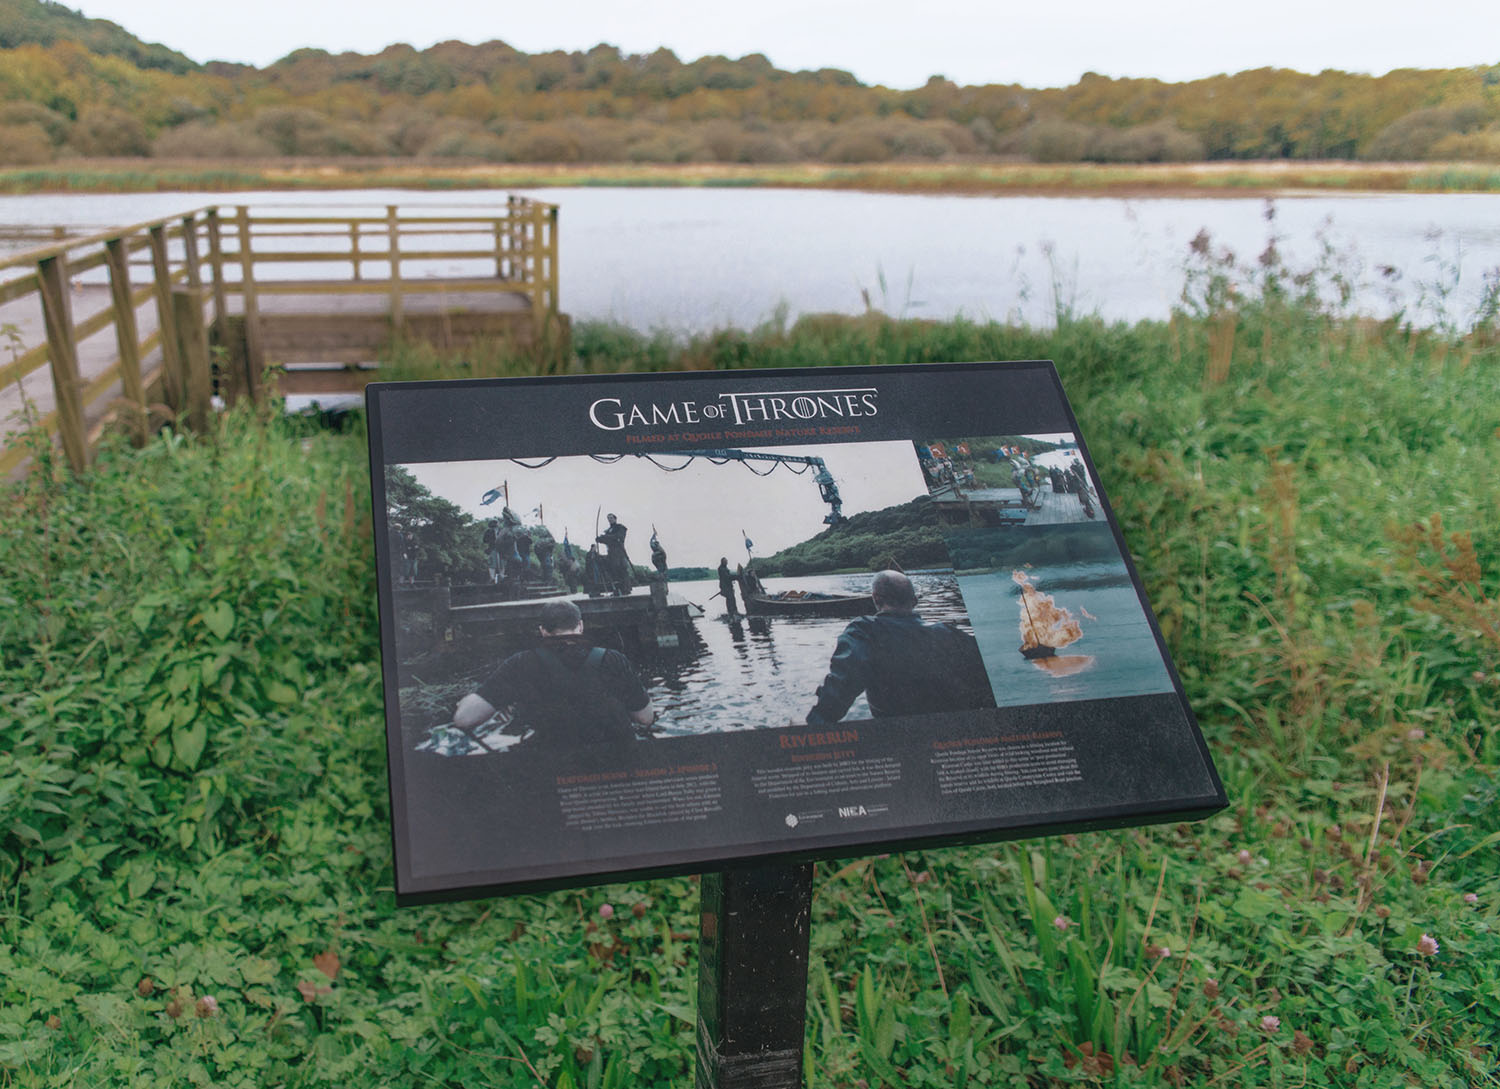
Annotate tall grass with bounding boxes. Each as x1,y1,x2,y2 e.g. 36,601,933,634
1,262,1497,1085
5,160,1500,196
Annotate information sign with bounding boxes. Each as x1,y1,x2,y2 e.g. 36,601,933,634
368,361,1225,903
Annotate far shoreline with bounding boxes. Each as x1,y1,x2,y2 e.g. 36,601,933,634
2,159,1498,198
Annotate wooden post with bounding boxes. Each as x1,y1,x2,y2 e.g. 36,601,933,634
351,221,362,282
544,203,560,316
148,224,184,412
531,202,547,327
37,254,89,471
387,205,403,330
494,218,506,280
205,208,228,329
103,236,147,444
235,206,264,401
180,214,203,290
527,201,560,331
696,863,813,1089
171,287,212,433
505,195,522,285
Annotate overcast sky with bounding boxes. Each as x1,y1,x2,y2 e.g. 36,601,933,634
74,0,1497,89
403,441,929,568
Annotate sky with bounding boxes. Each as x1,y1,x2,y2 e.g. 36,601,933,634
73,0,1498,89
402,441,930,569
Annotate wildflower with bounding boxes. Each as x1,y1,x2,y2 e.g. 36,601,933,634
1405,727,1425,740
1463,893,1479,905
598,903,614,920
632,901,648,918
1203,978,1220,999
195,995,219,1019
45,1015,61,1030
1260,1015,1281,1034
1327,824,1342,840
1415,934,1439,956
1374,905,1390,919
165,996,183,1020
1292,1030,1314,1054
1236,849,1252,865
137,977,154,998
1144,943,1170,960
1053,915,1070,931
913,870,930,885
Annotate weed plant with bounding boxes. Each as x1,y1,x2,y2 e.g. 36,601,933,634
2,251,1498,1085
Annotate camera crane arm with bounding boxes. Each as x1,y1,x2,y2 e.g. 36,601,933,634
641,449,845,525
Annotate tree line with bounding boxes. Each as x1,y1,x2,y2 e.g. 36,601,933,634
756,496,950,577
2,0,1498,166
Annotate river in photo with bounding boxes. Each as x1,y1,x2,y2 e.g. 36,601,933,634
644,571,974,733
2,187,1498,331
959,561,1176,707
406,569,976,751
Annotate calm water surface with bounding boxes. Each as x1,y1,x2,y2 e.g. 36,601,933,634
646,571,973,733
414,570,975,747
2,188,1497,330
960,561,1175,707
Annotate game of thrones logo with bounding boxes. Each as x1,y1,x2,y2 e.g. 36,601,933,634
588,388,879,431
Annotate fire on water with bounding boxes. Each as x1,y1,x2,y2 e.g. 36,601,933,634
1013,570,1084,654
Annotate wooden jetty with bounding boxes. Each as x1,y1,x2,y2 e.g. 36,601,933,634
930,481,1097,526
0,198,563,476
394,580,704,661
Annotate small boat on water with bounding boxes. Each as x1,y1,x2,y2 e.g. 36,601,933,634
1020,643,1057,660
743,589,875,618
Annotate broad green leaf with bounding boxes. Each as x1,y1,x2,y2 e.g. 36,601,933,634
127,862,155,899
130,602,155,633
143,702,172,738
167,663,193,696
204,601,235,640
173,717,207,770
875,1004,895,1060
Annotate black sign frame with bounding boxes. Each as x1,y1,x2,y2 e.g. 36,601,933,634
368,361,1226,905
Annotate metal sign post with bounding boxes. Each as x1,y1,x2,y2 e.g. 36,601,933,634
696,862,814,1089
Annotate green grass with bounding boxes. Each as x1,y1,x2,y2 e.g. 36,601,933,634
4,159,1500,196
2,268,1499,1085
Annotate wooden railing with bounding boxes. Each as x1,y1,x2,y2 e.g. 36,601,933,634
230,198,560,338
0,206,222,476
0,198,561,475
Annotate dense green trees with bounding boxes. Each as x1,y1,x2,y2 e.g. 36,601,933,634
756,497,950,577
1,0,1497,165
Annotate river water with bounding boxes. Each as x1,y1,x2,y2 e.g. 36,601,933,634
406,557,1181,756
959,561,1175,708
645,571,975,733
2,187,1497,331
408,569,977,753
